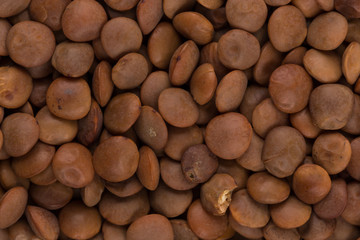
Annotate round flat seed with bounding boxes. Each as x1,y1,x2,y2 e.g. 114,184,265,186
218,29,260,70
268,5,307,52
205,112,252,160
158,88,199,128
93,136,139,183
307,11,348,51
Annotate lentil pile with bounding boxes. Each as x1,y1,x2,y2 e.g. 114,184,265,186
0,0,360,239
